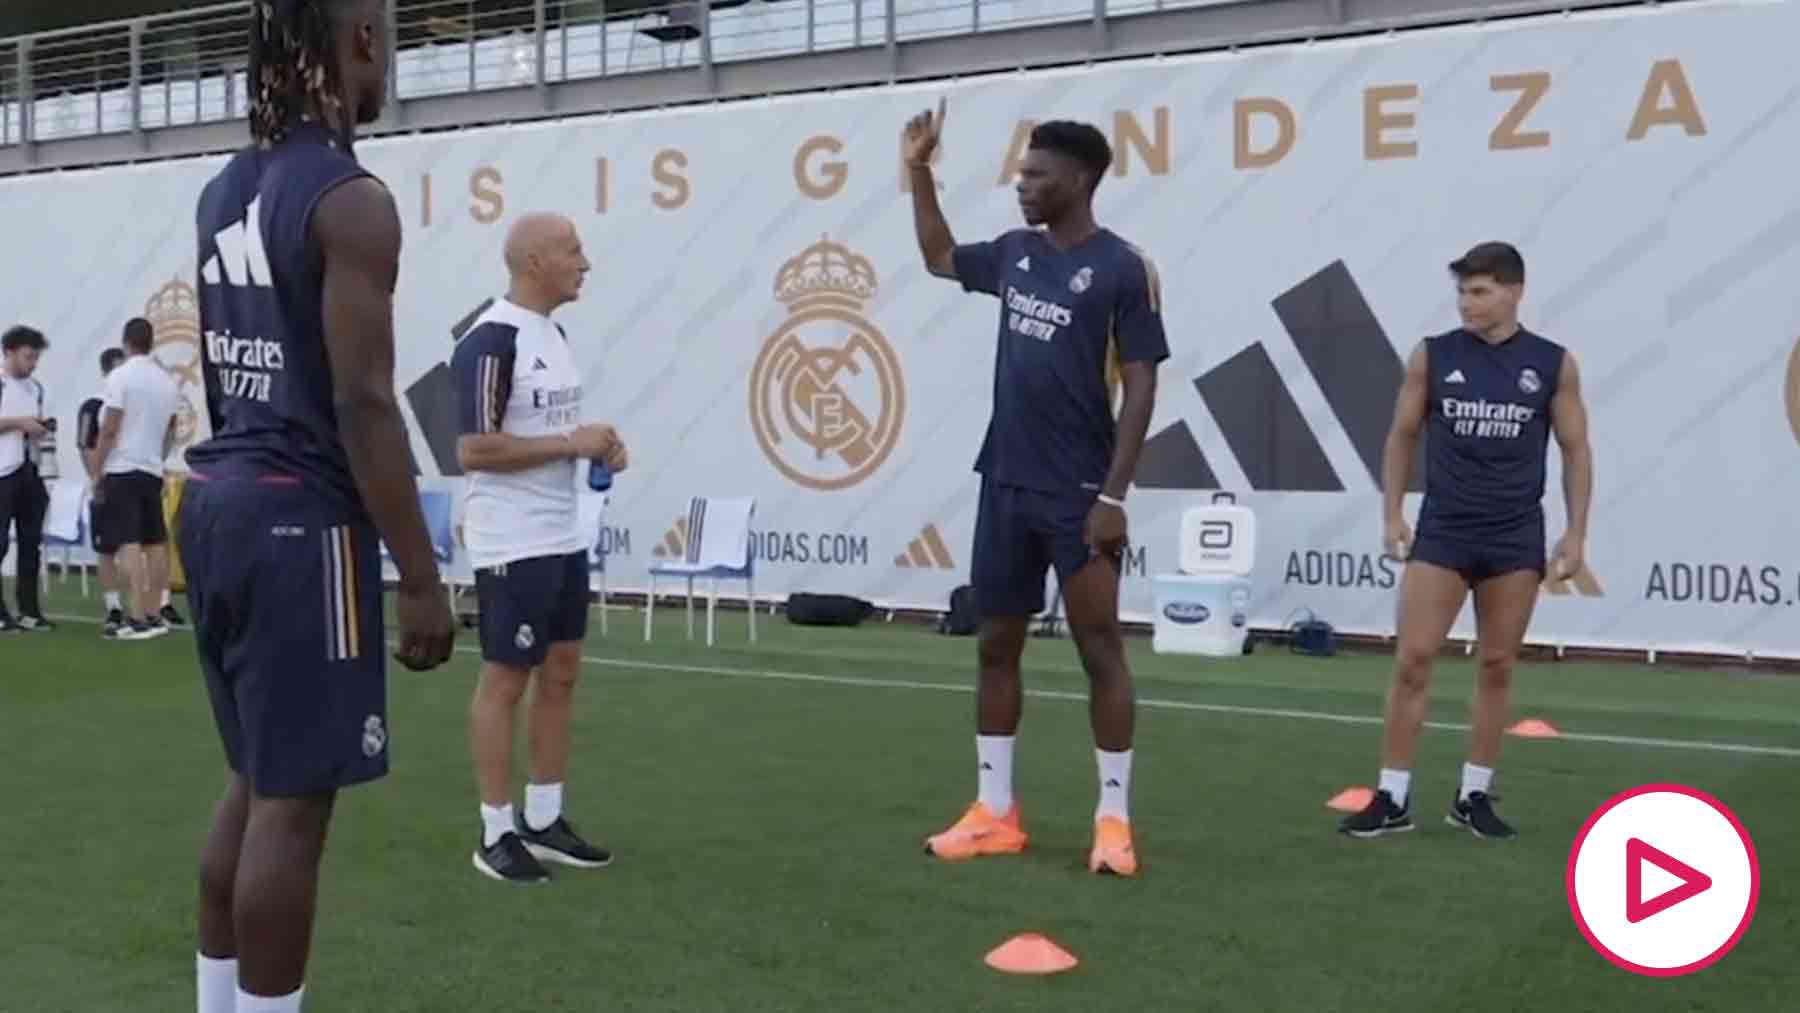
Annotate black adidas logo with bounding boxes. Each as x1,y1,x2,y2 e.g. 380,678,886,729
1135,262,1424,493
401,299,496,477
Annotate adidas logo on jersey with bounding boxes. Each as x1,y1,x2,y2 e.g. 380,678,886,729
532,356,548,371
1016,256,1031,271
1444,369,1466,384
200,195,274,288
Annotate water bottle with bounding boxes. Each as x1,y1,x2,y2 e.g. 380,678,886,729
587,458,613,492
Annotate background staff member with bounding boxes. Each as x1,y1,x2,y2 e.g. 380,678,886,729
0,324,55,633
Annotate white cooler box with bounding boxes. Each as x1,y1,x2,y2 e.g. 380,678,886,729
1152,573,1252,656
1152,493,1256,657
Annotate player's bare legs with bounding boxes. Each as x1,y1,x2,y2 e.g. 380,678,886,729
925,616,1030,860
195,773,249,1009
471,661,532,810
1341,560,1466,838
1468,570,1539,766
528,642,582,787
1063,554,1139,875
1063,555,1133,751
233,791,336,998
976,617,1029,737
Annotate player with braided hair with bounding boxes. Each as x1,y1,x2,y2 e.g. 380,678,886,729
183,1,454,1010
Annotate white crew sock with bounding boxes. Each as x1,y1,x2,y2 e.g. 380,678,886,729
480,803,515,848
525,782,564,832
235,986,302,1012
105,591,122,612
1095,748,1133,823
976,735,1014,815
1379,768,1412,807
1460,763,1493,801
196,953,236,1013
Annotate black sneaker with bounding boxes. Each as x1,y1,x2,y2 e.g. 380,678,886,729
102,609,126,638
1448,791,1516,839
15,614,54,632
0,613,17,633
516,815,613,869
117,618,166,641
472,832,551,883
159,604,188,628
1338,789,1413,838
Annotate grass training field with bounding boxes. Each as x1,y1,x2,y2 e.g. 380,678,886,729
5,581,1797,1011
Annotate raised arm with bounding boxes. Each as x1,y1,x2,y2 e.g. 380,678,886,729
1550,349,1592,576
1382,341,1430,559
903,98,958,279
313,175,453,671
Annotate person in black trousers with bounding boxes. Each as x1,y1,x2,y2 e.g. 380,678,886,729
0,324,54,632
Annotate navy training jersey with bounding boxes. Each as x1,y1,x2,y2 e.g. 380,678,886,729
188,123,375,513
952,227,1169,495
1418,327,1566,536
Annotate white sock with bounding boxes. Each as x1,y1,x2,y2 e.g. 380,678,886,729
161,588,172,608
1379,768,1412,807
1460,763,1493,801
235,986,302,1012
525,782,563,832
480,803,515,848
196,953,236,1013
976,735,1014,815
105,591,122,611
1095,748,1132,823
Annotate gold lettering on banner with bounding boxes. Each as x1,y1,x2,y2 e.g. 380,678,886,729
1490,73,1552,151
1364,84,1420,160
595,158,609,214
420,172,432,228
1235,98,1296,169
652,149,691,209
470,166,504,224
795,135,848,200
1113,107,1171,177
1628,59,1707,140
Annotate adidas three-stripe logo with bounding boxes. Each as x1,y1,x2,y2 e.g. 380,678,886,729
200,195,274,288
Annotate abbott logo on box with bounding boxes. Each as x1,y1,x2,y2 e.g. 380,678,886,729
1566,784,1759,977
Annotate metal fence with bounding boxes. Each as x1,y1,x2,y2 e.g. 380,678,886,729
0,0,1227,147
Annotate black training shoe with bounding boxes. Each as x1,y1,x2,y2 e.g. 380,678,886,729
516,815,613,869
15,614,54,632
0,613,17,633
1339,789,1414,838
159,604,188,628
102,609,126,638
472,832,552,883
1448,791,1516,839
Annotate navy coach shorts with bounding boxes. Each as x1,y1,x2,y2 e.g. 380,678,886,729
1410,516,1546,587
971,478,1112,618
178,476,388,797
474,550,590,668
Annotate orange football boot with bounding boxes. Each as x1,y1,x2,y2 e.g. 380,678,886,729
1088,816,1139,876
924,801,1028,860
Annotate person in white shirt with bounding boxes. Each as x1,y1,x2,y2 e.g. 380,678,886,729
92,317,184,640
0,325,54,632
453,212,629,883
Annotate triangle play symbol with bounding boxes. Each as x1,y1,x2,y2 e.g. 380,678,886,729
1626,837,1712,924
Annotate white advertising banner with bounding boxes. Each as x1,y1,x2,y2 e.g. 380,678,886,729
5,0,1799,657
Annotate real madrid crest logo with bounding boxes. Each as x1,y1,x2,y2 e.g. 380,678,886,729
145,279,206,457
1518,367,1542,395
748,236,906,491
1069,266,1093,294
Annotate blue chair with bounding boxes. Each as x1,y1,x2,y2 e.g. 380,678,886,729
579,491,611,637
644,496,756,646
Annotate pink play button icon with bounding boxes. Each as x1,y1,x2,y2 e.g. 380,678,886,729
1626,837,1712,923
1568,784,1759,977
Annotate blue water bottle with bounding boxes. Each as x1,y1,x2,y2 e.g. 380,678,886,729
588,458,613,492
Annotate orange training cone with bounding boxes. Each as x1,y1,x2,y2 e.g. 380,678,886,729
1326,786,1375,813
1508,718,1561,739
985,933,1079,975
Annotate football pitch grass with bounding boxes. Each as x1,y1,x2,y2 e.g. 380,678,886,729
5,582,1797,1011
